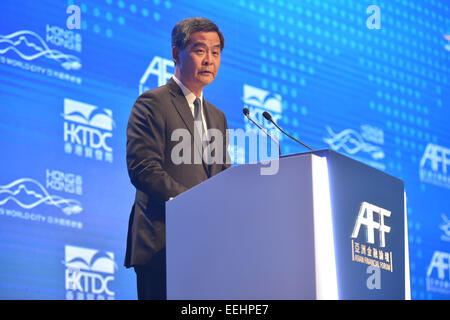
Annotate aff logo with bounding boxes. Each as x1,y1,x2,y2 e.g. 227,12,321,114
352,202,391,248
64,245,117,300
139,56,174,94
419,143,450,189
420,143,450,174
427,251,450,280
426,251,450,294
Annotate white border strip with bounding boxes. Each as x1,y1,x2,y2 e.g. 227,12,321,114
311,155,338,300
404,191,411,300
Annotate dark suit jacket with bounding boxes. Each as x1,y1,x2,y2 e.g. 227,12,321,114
125,78,230,268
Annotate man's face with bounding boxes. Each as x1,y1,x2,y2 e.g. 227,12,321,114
173,31,221,95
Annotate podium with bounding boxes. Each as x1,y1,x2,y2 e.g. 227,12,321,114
166,150,410,300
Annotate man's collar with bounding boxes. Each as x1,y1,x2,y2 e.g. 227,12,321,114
172,76,203,105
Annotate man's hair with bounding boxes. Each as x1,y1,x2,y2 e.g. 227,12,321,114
171,17,224,51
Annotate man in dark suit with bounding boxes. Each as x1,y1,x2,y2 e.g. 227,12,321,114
124,17,230,300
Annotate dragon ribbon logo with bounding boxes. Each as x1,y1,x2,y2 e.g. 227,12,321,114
0,30,81,70
0,178,82,215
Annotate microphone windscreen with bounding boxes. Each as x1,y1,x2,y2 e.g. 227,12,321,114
262,111,272,120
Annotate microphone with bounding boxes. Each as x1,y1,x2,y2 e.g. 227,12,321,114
243,108,281,156
262,111,313,151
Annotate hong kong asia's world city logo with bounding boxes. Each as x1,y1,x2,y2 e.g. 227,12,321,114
0,25,82,84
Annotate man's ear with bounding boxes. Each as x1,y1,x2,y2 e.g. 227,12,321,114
172,46,179,65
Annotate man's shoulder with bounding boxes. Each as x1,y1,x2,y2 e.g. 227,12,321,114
205,99,226,120
139,82,172,99
132,80,177,112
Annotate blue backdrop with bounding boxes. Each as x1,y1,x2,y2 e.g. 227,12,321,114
0,0,449,300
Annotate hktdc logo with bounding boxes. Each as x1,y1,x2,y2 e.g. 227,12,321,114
64,245,116,300
243,84,283,142
62,98,114,163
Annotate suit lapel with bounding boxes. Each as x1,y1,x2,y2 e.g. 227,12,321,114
202,99,215,177
167,79,195,137
203,99,224,177
202,98,218,135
